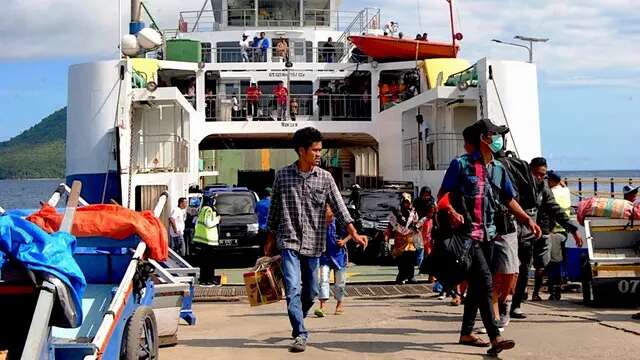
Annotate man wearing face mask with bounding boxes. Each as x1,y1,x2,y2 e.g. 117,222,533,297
510,158,583,313
438,118,541,356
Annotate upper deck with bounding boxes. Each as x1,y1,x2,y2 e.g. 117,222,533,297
173,1,377,32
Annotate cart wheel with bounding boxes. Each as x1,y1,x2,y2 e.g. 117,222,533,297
122,306,159,360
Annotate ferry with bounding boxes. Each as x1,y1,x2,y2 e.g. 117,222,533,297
66,0,542,214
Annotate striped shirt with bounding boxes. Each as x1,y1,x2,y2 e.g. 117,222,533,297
267,162,353,257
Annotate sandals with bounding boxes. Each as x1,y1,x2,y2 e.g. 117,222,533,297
459,337,490,348
487,339,516,356
335,307,345,315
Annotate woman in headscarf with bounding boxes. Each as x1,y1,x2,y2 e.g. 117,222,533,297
387,193,420,284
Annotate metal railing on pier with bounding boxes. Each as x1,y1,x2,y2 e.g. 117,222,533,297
563,177,640,202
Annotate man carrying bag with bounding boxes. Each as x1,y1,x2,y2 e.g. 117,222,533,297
435,119,541,356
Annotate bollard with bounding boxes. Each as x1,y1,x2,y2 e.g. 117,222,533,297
578,178,583,201
610,178,615,198
594,177,598,198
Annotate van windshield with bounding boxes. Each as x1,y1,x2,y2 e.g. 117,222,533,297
215,193,255,215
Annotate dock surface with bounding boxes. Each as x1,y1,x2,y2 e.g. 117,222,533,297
161,290,640,359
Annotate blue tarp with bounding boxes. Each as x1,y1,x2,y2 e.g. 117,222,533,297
0,213,86,326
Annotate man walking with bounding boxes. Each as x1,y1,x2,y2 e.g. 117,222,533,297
169,197,187,256
438,119,541,356
264,127,368,353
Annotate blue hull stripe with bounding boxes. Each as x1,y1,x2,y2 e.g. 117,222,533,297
66,172,121,205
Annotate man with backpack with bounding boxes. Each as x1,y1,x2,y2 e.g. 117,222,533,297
495,146,584,319
438,119,541,356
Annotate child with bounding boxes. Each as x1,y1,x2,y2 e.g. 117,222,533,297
315,205,350,317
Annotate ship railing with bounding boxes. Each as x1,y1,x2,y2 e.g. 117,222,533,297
201,45,347,64
134,134,189,173
176,8,365,32
378,91,420,111
562,177,640,202
204,94,371,122
403,133,463,171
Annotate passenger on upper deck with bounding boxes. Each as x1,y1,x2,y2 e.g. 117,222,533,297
256,32,270,62
322,37,336,63
275,38,289,63
246,83,262,120
273,82,289,121
240,33,251,62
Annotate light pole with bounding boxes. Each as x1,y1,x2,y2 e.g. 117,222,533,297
491,35,549,63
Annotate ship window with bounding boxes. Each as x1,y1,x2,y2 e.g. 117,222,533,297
216,41,242,63
290,81,313,116
379,70,420,111
202,42,212,63
258,0,301,27
303,0,329,27
228,0,256,27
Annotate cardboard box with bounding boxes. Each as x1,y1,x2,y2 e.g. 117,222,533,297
243,256,285,306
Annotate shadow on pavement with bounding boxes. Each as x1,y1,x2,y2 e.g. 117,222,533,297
315,327,459,335
178,337,497,358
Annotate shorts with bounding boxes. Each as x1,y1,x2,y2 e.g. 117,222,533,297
493,273,518,301
549,232,567,263
533,235,551,269
492,230,519,274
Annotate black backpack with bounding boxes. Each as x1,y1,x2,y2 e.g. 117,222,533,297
497,151,538,210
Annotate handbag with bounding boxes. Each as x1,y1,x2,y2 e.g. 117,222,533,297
422,226,473,291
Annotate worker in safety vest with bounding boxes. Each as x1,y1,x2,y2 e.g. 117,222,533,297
193,196,220,284
194,197,220,246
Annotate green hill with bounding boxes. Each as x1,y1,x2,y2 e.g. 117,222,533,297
0,108,66,179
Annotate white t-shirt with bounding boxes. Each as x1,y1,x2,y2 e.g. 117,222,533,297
239,38,251,53
169,207,186,237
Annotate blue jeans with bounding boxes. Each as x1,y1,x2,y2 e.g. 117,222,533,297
281,249,320,340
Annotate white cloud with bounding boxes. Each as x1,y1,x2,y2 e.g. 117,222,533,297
3,0,639,86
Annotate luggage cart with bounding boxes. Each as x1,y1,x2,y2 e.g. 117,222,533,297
45,183,199,348
0,182,169,359
581,217,640,306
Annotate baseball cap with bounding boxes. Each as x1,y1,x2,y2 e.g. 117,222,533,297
264,187,272,194
547,170,561,183
401,192,412,203
623,185,639,197
242,32,248,37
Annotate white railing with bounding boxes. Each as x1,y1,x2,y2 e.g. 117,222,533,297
202,45,346,64
403,133,464,171
204,93,372,121
176,8,364,31
135,134,189,173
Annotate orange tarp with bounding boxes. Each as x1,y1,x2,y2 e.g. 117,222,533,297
27,204,168,261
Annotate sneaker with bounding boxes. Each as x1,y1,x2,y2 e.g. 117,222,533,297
289,336,307,353
314,308,326,318
498,313,511,328
437,293,446,300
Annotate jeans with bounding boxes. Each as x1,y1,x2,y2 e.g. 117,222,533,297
511,222,536,311
281,249,320,340
319,265,346,302
415,248,425,267
276,103,287,120
170,235,185,256
461,241,500,340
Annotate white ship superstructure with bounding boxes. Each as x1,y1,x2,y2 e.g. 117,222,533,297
65,0,542,214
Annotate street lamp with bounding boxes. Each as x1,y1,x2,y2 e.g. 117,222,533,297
491,35,549,63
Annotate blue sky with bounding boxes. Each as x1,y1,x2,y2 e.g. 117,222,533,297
1,0,639,170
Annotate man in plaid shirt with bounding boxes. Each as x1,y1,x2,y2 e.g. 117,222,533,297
265,127,368,352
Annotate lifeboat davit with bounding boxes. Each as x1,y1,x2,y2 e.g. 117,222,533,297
348,35,459,61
